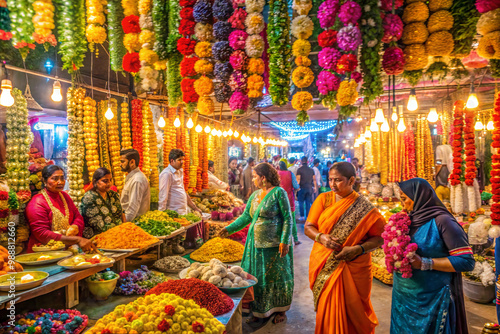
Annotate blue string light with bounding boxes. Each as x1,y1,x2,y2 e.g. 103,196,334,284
280,132,309,141
268,120,337,133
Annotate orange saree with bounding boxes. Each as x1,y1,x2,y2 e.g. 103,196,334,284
308,191,385,334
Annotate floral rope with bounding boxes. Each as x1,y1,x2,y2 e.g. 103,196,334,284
450,100,465,186
120,101,133,149
107,99,125,192
142,100,151,179
67,87,85,205
194,0,214,115
6,0,35,58
121,0,141,73
213,0,234,105
491,92,500,227
403,122,416,180
138,0,160,91
86,0,107,55
83,96,99,176
245,0,265,104
32,0,57,50
107,0,127,71
131,99,144,169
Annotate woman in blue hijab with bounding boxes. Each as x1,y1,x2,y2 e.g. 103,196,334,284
391,178,475,334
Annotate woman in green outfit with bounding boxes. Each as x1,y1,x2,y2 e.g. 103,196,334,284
80,167,125,238
219,162,294,325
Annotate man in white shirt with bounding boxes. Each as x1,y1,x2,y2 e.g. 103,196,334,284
159,149,201,214
120,149,151,222
288,157,299,175
208,160,229,190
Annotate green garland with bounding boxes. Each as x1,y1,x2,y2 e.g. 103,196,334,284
153,0,169,60
97,100,112,171
450,58,468,82
6,0,35,58
166,0,181,57
167,52,182,107
108,0,126,72
491,59,500,79
425,58,449,82
359,0,383,104
267,0,292,106
450,0,479,58
402,70,423,88
0,5,11,34
54,0,87,73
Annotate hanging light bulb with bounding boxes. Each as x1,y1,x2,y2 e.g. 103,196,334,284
0,79,14,107
381,118,390,132
487,118,494,131
359,133,366,143
211,128,217,136
370,118,379,132
173,116,181,128
375,108,385,123
217,129,222,137
51,80,63,102
195,124,203,133
158,116,166,128
241,134,247,141
427,108,438,123
204,125,211,133
105,102,114,120
253,136,258,143
391,106,398,122
354,139,360,148
222,130,228,137
364,126,372,138
407,88,418,111
228,128,233,136
397,117,406,133
466,84,479,109
474,118,484,131
186,117,194,129
234,130,239,138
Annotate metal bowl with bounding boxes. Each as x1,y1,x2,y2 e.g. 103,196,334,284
15,251,73,265
0,271,49,291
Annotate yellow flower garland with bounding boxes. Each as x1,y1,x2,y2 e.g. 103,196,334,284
248,58,265,75
194,76,214,96
122,0,138,16
337,80,359,106
138,0,159,91
32,0,57,48
194,59,213,75
292,66,314,88
380,131,388,185
86,0,107,54
145,101,159,190
195,41,212,58
248,74,265,98
83,97,99,176
291,91,313,111
120,102,132,150
292,39,311,57
142,100,151,180
106,99,125,191
198,96,214,116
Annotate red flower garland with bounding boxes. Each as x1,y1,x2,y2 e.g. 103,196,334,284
181,78,199,103
449,101,465,186
122,52,141,73
179,19,196,36
318,30,338,48
122,15,141,34
403,123,416,180
336,54,358,74
180,7,194,20
180,56,199,77
177,38,197,55
131,99,144,169
179,0,198,109
491,92,500,225
464,109,477,186
180,0,196,6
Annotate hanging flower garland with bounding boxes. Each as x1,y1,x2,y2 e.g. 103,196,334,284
162,108,176,167
7,0,35,59
67,87,85,206
86,0,107,55
449,0,478,58
381,0,404,75
449,101,465,186
152,0,168,61
267,0,291,106
97,101,112,172
0,2,11,41
120,101,132,150
382,213,418,278
245,0,265,103
183,128,190,190
121,0,141,73
179,0,199,112
32,0,57,50
402,123,416,180
55,0,87,72
106,99,125,192
213,1,235,104
6,89,32,194
138,0,160,91
108,0,127,72
145,102,159,201
142,100,151,179
83,96,99,176
291,0,314,123
476,1,500,60
131,99,144,169
490,92,500,232
167,0,182,107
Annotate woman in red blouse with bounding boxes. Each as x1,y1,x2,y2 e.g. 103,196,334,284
26,165,96,252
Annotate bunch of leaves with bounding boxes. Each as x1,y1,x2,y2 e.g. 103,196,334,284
153,0,169,60
54,0,87,73
339,105,357,119
267,0,292,106
296,110,310,126
6,0,34,45
107,0,127,72
164,209,179,218
136,218,181,236
167,52,182,106
182,213,201,222
359,0,383,104
450,0,479,58
8,189,19,210
425,58,449,82
0,5,11,33
449,57,469,83
402,69,423,87
166,0,181,57
491,59,500,79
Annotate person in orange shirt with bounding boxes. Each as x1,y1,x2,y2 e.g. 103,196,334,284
304,162,386,334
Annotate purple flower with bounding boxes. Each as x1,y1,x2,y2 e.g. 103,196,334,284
229,30,248,50
318,0,340,29
229,91,249,114
339,1,362,25
338,24,362,52
317,71,340,94
213,41,233,61
318,47,342,70
213,0,234,21
229,70,247,91
214,21,233,41
193,0,212,23
215,82,232,102
214,61,233,81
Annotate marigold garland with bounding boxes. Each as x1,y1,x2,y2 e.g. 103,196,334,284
490,92,500,226
464,108,476,186
179,0,198,111
32,0,57,50
67,87,85,206
83,96,99,176
145,102,159,195
292,91,313,112
449,100,465,186
106,99,125,192
141,101,151,180
131,99,144,169
120,101,132,149
138,0,159,91
403,123,416,180
86,0,107,55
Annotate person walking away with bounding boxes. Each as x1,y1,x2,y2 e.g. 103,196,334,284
208,160,229,190
296,156,317,220
228,156,242,198
391,178,475,334
219,162,294,326
278,161,301,245
159,149,202,214
312,159,322,199
120,149,150,222
288,157,299,176
304,162,385,334
241,157,257,201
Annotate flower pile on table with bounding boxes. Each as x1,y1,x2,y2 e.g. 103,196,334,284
190,237,244,262
114,265,168,295
0,308,88,334
92,222,159,249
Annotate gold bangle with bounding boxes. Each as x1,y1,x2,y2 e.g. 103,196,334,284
315,233,323,242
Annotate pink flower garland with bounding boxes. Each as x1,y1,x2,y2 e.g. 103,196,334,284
382,212,418,278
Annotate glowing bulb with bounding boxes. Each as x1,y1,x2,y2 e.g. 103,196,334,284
359,134,366,143
204,125,211,133
364,126,372,138
228,129,233,136
186,117,194,129
354,140,360,148
217,130,222,137
223,130,228,137
427,108,438,123
381,118,390,132
105,103,114,120
407,89,418,111
234,130,239,138
241,134,247,141
0,79,14,107
375,108,385,123
370,118,379,132
174,116,181,128
195,124,202,133
345,143,349,148
397,117,406,133
253,136,258,143
487,120,494,131
158,116,166,128
51,80,62,102
211,128,217,136
466,93,479,109
391,107,398,122
474,119,484,131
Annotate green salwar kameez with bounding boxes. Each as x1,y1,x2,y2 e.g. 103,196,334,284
226,187,294,318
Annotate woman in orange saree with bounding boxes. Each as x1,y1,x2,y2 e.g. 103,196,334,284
305,162,386,334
